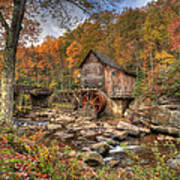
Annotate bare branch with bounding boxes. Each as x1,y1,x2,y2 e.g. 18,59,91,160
0,11,10,33
66,0,90,13
10,0,26,47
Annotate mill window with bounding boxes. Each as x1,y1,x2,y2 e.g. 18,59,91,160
111,71,116,76
97,66,102,74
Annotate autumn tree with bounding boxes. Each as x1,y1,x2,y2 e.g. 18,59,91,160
0,0,27,125
0,0,119,125
66,40,82,87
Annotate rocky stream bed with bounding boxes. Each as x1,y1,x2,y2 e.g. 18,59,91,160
13,104,180,173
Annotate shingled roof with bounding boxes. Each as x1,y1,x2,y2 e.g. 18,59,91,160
80,49,136,77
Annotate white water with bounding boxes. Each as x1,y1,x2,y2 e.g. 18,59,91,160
109,145,142,154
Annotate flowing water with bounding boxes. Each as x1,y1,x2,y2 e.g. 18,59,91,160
13,107,180,169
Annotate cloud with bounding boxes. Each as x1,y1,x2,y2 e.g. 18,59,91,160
114,0,155,11
37,0,155,44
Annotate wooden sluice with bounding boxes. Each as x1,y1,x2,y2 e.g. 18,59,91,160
13,85,53,110
53,88,107,113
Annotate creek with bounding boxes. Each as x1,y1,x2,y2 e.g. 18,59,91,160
13,106,180,170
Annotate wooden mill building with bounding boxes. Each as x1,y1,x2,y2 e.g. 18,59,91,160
80,50,136,99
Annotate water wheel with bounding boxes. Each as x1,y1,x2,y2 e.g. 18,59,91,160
82,91,106,113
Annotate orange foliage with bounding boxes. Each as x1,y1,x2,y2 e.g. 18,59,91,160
66,41,82,69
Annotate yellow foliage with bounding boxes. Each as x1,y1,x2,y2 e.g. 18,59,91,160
117,57,125,65
49,80,57,88
73,69,80,83
155,50,175,65
139,50,146,60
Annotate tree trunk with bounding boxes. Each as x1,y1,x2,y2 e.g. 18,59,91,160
0,49,15,125
0,0,26,125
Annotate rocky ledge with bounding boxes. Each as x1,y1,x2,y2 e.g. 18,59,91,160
124,95,180,136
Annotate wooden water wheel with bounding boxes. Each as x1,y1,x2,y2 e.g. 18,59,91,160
82,91,106,113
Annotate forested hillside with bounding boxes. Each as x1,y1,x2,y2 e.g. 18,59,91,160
12,0,180,97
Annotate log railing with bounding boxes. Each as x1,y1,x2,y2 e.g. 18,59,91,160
110,90,134,98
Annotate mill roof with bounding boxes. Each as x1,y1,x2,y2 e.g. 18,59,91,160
80,49,136,77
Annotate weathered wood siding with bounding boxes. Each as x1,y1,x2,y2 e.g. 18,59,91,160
80,51,136,98
104,66,135,97
81,53,105,90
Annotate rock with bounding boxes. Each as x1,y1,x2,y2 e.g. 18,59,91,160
85,123,98,129
162,105,180,111
54,131,74,140
148,107,180,127
107,159,120,168
112,130,128,141
117,121,150,136
54,116,75,124
125,97,180,136
78,102,97,120
80,130,98,138
151,125,180,136
158,95,180,105
81,147,91,152
47,124,62,130
103,132,113,138
167,155,180,170
124,109,134,121
83,151,105,166
35,112,49,118
104,128,114,134
129,98,152,111
68,126,82,132
91,142,110,156
96,136,118,146
103,123,114,129
96,136,107,142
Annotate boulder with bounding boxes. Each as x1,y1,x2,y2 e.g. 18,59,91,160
103,123,114,129
77,102,97,120
91,142,110,156
80,129,98,138
85,122,98,129
106,159,120,168
125,97,180,136
66,124,82,132
158,95,180,105
140,106,180,136
54,131,74,140
167,155,180,170
104,128,115,134
117,121,150,136
47,124,62,130
54,115,75,124
83,151,105,166
96,136,118,146
111,130,128,141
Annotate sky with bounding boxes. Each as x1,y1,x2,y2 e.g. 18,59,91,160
115,0,155,9
38,0,155,44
